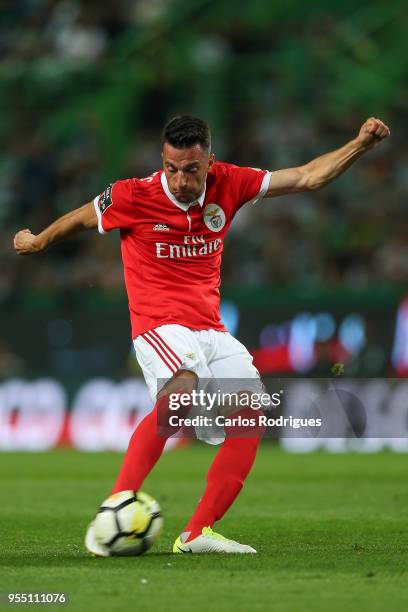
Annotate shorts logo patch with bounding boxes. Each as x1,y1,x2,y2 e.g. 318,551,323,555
98,184,113,214
203,204,226,233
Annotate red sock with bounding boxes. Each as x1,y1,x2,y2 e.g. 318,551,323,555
112,395,184,494
183,409,265,541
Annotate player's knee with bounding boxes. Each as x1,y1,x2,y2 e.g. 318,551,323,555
223,403,267,440
156,369,198,434
158,368,198,399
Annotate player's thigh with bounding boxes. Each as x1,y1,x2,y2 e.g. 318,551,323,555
208,332,266,415
133,324,210,401
209,331,261,380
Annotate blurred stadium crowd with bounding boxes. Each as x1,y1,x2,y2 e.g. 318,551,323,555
2,0,408,305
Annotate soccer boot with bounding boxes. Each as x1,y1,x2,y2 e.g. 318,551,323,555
84,520,110,557
173,526,256,553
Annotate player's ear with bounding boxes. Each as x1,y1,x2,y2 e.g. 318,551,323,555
208,153,215,168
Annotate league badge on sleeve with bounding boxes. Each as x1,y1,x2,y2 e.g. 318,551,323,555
98,183,113,214
203,204,226,232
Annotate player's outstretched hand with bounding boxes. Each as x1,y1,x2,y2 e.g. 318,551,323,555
357,117,390,149
14,229,39,255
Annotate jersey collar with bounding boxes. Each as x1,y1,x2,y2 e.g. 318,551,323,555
160,172,206,211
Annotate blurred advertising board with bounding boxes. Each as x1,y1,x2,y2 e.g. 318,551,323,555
1,376,408,452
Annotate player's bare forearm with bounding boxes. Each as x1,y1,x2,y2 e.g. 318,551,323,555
302,137,372,189
13,202,97,255
264,117,390,197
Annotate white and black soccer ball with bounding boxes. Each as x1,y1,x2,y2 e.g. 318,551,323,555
93,490,163,556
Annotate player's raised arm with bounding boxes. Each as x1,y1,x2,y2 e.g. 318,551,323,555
263,117,390,198
13,201,97,256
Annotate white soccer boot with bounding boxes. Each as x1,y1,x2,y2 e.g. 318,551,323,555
173,526,256,553
84,520,110,557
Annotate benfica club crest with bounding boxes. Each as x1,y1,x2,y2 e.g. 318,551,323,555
203,204,226,233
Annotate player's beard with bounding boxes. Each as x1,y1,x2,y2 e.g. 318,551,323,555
176,195,195,203
173,188,204,203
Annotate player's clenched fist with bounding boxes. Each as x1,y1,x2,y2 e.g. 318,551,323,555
357,117,390,149
14,229,39,255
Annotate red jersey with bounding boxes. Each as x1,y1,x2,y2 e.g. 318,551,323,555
93,162,271,339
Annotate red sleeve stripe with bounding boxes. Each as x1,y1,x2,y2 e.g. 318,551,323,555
149,329,183,367
142,332,180,373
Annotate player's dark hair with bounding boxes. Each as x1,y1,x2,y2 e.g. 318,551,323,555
161,115,211,151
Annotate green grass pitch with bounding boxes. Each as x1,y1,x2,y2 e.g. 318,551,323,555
1,445,408,611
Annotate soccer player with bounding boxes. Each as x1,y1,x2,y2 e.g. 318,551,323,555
14,115,390,554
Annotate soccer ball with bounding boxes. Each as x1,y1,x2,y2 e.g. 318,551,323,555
93,490,163,556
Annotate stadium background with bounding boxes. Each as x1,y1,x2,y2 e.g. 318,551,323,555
1,0,408,451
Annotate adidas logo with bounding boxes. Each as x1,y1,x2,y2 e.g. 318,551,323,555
153,223,170,231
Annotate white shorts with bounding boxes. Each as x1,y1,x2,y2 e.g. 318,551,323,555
133,325,264,444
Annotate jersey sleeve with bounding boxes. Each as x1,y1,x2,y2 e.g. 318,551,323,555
93,179,135,234
228,165,271,211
